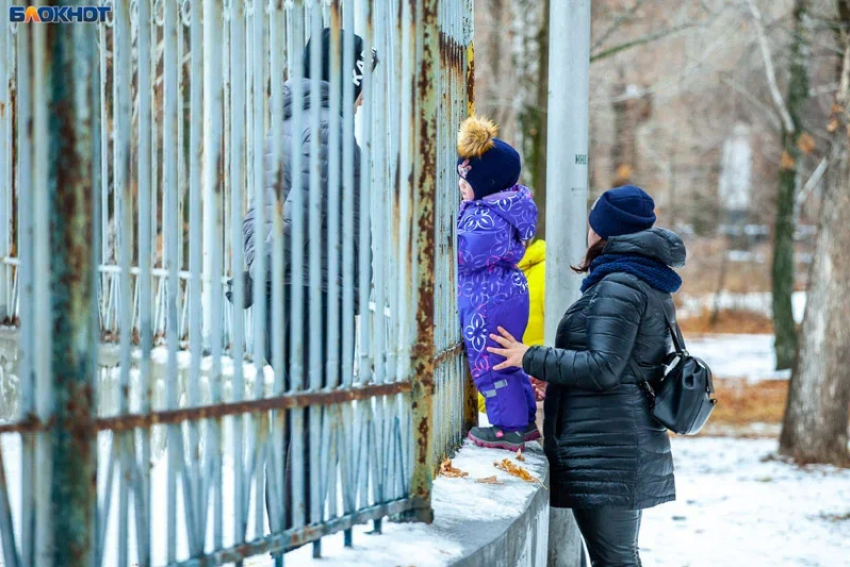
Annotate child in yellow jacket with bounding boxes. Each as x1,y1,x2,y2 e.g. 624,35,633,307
478,238,546,413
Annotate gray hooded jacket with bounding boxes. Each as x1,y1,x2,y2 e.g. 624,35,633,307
242,79,361,294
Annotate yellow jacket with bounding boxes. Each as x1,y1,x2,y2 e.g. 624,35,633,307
517,239,546,348
478,239,547,413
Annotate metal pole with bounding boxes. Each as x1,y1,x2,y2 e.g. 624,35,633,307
408,0,439,524
545,2,591,566
45,19,98,567
544,0,590,343
461,0,477,436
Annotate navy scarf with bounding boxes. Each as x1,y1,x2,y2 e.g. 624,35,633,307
581,254,682,293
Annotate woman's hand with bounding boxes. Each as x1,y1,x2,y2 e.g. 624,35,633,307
487,326,530,371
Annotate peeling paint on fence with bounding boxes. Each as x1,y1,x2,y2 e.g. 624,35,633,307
0,0,473,564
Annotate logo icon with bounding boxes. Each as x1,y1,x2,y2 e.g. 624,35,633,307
9,5,111,23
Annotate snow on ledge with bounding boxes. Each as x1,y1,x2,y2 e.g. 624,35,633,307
279,441,549,567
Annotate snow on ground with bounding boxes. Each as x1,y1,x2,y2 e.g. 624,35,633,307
0,434,546,567
4,429,848,566
684,333,790,381
280,441,548,566
677,291,806,324
641,437,850,567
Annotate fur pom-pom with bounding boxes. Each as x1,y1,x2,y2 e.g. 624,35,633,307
457,116,498,159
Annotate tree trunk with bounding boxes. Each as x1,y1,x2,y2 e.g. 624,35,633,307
778,124,850,466
772,133,799,370
517,0,549,240
771,0,808,370
779,26,850,467
531,0,549,240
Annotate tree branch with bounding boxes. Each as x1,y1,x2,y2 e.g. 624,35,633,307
591,0,649,52
590,23,695,63
722,77,782,131
797,157,828,208
746,0,796,133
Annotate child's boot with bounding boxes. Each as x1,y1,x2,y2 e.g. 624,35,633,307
523,421,541,443
467,426,525,451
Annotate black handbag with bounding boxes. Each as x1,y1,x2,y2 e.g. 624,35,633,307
631,292,717,435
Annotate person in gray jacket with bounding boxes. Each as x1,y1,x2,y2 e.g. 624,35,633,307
239,28,375,534
242,28,373,375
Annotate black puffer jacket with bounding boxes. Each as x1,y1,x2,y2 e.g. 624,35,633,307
522,228,686,510
243,79,361,292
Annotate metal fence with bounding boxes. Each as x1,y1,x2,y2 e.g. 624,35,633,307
0,0,475,564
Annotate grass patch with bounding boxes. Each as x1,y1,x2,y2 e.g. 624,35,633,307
710,378,788,426
678,308,774,335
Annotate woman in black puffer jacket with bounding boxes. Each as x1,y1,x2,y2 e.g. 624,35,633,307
489,185,685,567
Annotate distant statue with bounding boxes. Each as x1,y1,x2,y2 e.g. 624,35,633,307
718,122,753,219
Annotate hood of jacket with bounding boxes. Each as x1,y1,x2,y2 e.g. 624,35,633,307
283,78,332,120
602,227,686,268
474,185,538,242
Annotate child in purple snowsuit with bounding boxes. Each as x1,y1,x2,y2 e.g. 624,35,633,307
456,116,539,451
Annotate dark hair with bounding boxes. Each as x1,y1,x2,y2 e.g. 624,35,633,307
571,239,607,273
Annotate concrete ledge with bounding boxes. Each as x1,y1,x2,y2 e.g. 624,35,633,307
284,440,550,567
448,443,550,567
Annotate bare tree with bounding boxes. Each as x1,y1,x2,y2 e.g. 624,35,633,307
779,1,850,467
747,0,807,370
511,0,701,240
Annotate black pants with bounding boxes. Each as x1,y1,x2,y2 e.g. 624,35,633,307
573,508,643,567
263,286,346,532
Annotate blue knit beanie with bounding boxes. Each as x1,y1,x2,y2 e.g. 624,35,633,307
457,116,521,200
588,185,656,238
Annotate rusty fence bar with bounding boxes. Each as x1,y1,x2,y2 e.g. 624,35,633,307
45,17,100,567
408,0,439,522
0,0,474,564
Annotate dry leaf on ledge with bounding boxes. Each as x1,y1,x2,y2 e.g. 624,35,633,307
515,449,526,462
439,458,469,479
494,458,547,489
476,475,505,485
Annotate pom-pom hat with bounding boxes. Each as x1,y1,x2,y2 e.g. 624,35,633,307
457,116,522,200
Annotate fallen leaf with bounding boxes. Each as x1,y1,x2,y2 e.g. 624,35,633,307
494,458,547,489
827,118,840,133
476,475,505,485
515,449,526,462
439,458,469,479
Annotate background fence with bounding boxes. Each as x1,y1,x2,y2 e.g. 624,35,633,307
0,0,475,565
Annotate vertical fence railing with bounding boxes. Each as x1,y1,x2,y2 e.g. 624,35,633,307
0,0,473,564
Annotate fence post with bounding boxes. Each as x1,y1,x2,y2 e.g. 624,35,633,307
461,0,478,436
409,0,440,524
45,21,99,567
545,1,592,565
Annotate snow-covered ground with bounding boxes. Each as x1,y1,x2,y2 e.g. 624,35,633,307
684,333,790,381
641,437,850,567
281,441,548,566
281,436,850,567
677,291,807,324
2,427,847,566
0,434,547,567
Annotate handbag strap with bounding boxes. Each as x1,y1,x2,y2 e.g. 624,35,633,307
643,288,688,356
627,282,686,391
631,285,716,396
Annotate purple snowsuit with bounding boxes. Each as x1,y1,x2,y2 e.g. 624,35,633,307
458,185,538,432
